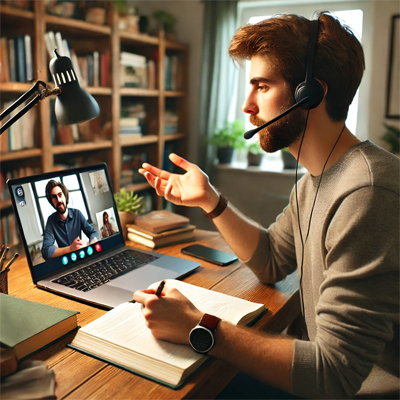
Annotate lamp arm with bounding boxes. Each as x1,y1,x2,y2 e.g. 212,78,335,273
0,80,61,135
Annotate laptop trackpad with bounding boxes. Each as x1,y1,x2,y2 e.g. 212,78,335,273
107,265,179,292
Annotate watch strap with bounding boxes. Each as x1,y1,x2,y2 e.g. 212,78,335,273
199,313,221,331
203,193,228,220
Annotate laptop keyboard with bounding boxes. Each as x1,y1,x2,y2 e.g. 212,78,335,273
52,249,158,292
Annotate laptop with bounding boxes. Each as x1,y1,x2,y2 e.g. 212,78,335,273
7,163,200,308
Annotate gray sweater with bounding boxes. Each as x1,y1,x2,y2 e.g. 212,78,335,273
245,141,399,398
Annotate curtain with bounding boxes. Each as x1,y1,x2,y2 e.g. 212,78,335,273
197,0,238,174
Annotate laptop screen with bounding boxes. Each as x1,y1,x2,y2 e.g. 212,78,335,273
7,163,125,282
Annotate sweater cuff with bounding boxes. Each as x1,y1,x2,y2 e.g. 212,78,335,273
292,339,317,398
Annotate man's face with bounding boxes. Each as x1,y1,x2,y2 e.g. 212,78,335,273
50,186,67,215
242,55,306,152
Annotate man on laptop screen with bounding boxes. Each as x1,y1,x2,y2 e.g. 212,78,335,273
42,180,99,260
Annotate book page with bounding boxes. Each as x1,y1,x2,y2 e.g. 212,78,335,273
79,302,203,370
148,280,265,326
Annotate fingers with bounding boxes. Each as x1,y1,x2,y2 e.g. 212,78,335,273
169,153,193,172
140,163,171,181
133,288,156,304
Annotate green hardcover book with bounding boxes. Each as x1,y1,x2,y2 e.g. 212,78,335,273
0,294,79,360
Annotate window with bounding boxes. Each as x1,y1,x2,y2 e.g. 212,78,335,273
235,2,365,150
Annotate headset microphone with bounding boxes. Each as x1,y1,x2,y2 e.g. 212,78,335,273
243,96,310,140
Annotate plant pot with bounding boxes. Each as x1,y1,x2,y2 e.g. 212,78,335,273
85,7,106,25
281,151,297,169
247,152,263,166
217,147,234,164
118,211,137,241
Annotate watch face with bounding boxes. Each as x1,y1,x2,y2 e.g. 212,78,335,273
189,326,214,353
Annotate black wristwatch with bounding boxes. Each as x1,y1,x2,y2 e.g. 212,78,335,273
189,313,221,354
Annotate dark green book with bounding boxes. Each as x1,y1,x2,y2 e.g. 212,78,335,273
0,294,79,360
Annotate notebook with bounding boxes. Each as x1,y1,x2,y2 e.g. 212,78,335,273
7,163,200,308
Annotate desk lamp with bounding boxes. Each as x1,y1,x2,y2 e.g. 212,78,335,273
0,49,100,135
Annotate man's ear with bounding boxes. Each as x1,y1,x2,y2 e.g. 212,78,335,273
315,78,328,97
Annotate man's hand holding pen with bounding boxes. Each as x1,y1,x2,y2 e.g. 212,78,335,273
133,281,203,345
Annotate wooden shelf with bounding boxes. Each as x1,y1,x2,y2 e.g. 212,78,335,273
119,31,159,45
0,4,34,19
86,87,112,96
164,133,186,142
1,82,33,93
0,148,42,162
119,88,160,97
124,182,151,193
44,14,112,36
120,135,158,147
52,141,112,155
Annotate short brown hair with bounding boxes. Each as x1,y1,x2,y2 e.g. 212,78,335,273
228,11,365,121
46,180,69,208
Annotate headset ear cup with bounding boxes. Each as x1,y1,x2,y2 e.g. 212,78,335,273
295,79,325,110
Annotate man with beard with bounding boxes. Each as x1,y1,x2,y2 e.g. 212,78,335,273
133,12,399,400
42,180,99,260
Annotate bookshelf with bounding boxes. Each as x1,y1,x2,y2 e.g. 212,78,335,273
0,1,189,250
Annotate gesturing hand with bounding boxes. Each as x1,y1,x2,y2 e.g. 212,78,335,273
139,153,217,211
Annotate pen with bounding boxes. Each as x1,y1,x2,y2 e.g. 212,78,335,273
0,247,9,271
155,280,166,297
3,253,19,272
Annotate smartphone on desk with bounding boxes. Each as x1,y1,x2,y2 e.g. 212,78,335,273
181,244,238,266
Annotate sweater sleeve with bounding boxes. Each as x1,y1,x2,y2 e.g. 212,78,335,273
292,186,399,399
243,191,298,284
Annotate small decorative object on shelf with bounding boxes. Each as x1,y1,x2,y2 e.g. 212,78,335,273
114,188,144,240
210,120,246,164
247,141,263,167
152,10,177,41
85,0,108,25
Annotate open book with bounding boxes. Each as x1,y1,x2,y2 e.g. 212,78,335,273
69,279,266,388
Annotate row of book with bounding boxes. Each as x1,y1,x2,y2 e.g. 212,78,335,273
121,152,148,186
44,31,110,88
165,54,183,91
0,100,36,152
119,103,146,138
0,35,33,83
0,167,40,203
0,213,20,248
120,51,156,90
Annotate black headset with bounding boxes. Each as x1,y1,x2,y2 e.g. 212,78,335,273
243,18,325,140
294,19,325,110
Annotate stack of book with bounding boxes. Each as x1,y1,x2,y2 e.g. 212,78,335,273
127,210,195,249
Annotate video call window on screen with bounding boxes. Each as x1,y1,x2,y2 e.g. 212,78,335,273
13,169,120,268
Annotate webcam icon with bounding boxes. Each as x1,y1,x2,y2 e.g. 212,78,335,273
15,186,24,198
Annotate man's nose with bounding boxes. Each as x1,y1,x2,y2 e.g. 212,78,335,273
242,90,258,115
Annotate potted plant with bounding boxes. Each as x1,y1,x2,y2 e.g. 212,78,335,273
152,10,177,40
247,142,263,166
281,147,297,169
382,123,400,156
210,120,246,164
84,0,108,25
114,188,144,240
114,0,139,32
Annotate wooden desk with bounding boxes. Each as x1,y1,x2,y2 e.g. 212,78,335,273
7,230,300,400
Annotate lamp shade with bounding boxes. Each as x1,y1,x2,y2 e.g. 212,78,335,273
49,49,100,125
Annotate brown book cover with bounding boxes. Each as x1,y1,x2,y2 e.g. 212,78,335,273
134,210,190,233
127,224,196,249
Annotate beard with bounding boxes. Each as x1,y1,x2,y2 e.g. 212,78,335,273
249,100,307,153
57,202,66,215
